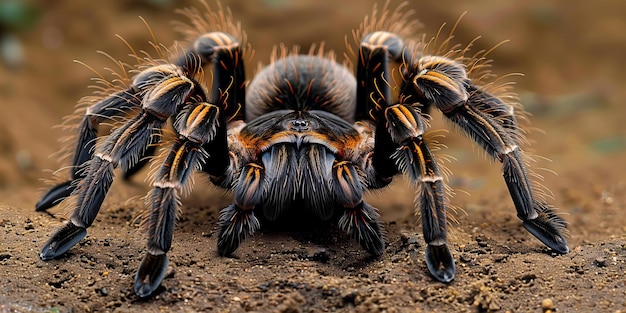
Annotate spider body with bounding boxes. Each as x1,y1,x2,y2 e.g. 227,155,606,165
36,2,569,298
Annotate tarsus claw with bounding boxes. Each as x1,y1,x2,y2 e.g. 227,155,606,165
134,253,169,298
425,244,456,283
40,222,86,260
523,201,569,254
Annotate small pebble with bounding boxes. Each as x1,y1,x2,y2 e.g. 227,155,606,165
24,219,34,230
595,256,606,267
307,247,330,262
476,236,488,247
541,298,555,310
400,233,420,246
99,287,108,296
460,253,473,263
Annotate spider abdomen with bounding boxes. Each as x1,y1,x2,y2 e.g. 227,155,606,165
246,55,356,122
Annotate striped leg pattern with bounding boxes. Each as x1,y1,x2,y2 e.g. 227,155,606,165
356,31,455,281
402,55,569,254
135,32,246,297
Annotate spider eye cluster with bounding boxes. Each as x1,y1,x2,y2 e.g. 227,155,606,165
289,119,310,131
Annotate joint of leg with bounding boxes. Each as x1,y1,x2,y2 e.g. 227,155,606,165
411,57,468,112
143,77,195,119
84,111,100,128
421,175,443,183
147,247,167,256
384,104,423,144
94,152,112,163
177,102,220,144
69,217,86,229
518,211,539,221
428,238,447,246
361,31,404,59
502,144,519,156
194,32,240,60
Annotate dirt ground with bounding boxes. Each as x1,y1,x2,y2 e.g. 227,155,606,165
1,0,625,312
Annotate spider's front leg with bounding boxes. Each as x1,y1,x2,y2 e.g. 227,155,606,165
135,100,226,297
357,32,455,282
35,87,144,211
403,54,569,254
135,32,248,297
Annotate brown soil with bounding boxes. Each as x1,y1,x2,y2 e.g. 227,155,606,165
1,1,625,312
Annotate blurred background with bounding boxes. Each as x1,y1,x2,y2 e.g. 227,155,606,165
0,0,624,240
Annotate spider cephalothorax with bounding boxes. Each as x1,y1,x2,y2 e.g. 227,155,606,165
36,2,569,298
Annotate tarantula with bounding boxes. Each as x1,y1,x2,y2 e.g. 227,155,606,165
36,2,569,298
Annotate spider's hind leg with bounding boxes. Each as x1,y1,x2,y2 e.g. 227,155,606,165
464,86,568,253
40,111,172,261
404,54,568,254
35,90,142,211
40,60,197,261
458,88,568,253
